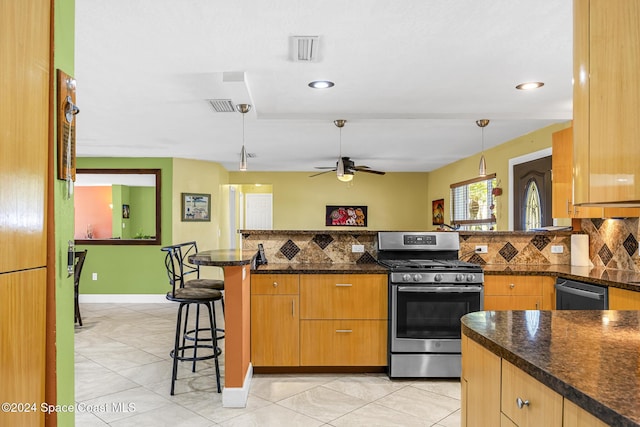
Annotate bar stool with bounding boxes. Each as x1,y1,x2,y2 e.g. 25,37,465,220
162,247,222,394
174,242,225,340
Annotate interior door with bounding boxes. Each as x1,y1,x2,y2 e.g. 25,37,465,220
513,156,552,230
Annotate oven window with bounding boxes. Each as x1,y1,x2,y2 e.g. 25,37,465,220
395,290,480,339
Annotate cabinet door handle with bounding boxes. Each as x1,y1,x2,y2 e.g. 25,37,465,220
335,329,352,333
291,299,295,317
335,283,352,287
273,282,278,287
536,301,539,310
516,397,530,409
567,199,571,215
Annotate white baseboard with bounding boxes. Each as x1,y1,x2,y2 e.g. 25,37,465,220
78,294,170,304
222,363,253,408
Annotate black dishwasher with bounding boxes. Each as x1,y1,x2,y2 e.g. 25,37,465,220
555,279,608,309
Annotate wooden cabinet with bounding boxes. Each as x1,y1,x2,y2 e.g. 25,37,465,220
463,336,607,427
461,335,501,427
250,273,387,367
608,287,640,310
573,0,640,205
484,276,555,310
501,360,563,427
552,127,640,218
299,274,387,366
564,399,609,427
552,127,603,219
251,274,299,366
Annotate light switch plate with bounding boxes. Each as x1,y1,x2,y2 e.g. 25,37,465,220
551,245,564,254
92,273,98,280
352,244,365,253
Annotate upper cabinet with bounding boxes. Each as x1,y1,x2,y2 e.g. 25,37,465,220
573,0,640,205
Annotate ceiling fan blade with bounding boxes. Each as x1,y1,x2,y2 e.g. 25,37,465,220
309,169,335,177
314,166,336,170
353,166,386,175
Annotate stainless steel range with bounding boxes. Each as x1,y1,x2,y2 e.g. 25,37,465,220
377,231,484,378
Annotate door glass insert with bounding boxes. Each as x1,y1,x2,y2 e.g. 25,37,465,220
524,180,541,230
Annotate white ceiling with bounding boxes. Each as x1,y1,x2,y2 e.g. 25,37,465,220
74,0,572,174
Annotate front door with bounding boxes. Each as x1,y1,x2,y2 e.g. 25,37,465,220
513,156,552,230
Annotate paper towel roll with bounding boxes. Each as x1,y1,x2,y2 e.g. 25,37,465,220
571,234,590,266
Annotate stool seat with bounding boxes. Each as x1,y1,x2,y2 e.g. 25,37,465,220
184,278,224,290
166,287,222,302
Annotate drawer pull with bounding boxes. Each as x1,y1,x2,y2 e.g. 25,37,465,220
335,329,352,333
335,283,352,287
510,283,515,289
516,397,530,409
273,282,278,287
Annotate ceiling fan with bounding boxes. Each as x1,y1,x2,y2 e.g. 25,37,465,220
310,120,386,181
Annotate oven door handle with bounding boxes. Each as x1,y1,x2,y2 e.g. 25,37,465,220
555,282,604,300
397,286,483,293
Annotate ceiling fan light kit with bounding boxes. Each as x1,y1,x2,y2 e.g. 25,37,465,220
236,103,251,171
476,119,490,177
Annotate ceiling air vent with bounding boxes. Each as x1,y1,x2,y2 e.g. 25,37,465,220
207,99,236,113
291,36,319,62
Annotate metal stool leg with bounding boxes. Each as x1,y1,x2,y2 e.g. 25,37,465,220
170,302,185,395
206,301,222,393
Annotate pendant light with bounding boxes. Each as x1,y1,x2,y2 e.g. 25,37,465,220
236,104,251,171
476,119,490,177
334,119,353,182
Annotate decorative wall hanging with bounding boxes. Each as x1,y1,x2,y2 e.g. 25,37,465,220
181,193,211,222
432,199,444,225
325,205,367,227
122,204,130,219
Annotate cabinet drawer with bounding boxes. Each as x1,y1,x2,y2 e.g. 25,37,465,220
485,296,542,311
300,320,387,366
484,276,542,296
300,274,387,319
252,274,299,295
501,360,562,427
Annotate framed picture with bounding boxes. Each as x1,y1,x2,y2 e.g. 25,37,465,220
122,204,130,219
181,193,211,222
325,205,367,227
432,199,444,225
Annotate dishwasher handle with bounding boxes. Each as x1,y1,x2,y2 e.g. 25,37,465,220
555,282,604,300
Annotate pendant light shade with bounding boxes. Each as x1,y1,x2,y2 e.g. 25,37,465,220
236,104,251,171
476,119,490,177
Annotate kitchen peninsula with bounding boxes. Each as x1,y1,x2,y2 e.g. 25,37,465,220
462,310,640,426
188,249,256,408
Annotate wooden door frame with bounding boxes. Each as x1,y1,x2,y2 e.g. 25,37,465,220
507,148,552,230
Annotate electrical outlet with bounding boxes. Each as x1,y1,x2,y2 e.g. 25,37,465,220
551,245,564,254
92,273,98,281
352,244,365,253
475,245,488,254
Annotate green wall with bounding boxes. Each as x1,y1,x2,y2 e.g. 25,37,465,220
75,158,173,294
229,171,430,230
54,0,75,424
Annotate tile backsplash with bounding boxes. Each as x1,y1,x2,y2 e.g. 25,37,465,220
580,218,640,272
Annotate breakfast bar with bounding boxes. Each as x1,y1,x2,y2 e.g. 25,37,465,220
188,249,256,408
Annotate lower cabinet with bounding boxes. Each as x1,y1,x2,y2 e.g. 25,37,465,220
251,273,387,367
462,335,607,427
251,274,300,367
484,275,555,310
609,287,640,309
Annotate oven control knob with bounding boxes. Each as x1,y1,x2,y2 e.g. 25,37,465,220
413,274,423,282
402,274,412,282
456,273,465,282
466,274,476,282
434,273,443,282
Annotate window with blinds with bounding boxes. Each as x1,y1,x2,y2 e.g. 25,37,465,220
450,173,497,230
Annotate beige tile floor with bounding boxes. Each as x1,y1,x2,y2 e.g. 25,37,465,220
75,303,461,426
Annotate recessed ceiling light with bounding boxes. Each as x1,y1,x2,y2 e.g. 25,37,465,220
515,81,544,90
308,80,334,89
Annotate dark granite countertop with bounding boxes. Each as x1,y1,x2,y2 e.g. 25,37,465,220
252,263,388,274
189,249,256,266
462,310,640,426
